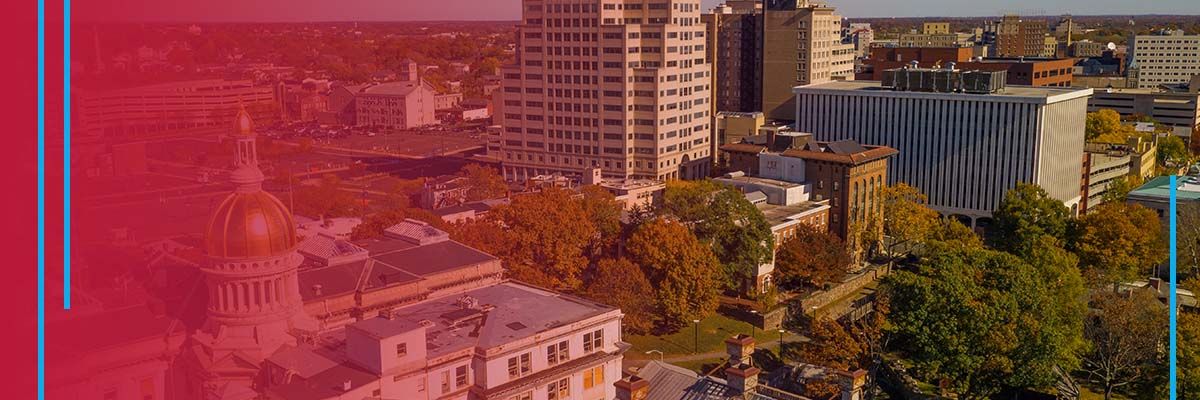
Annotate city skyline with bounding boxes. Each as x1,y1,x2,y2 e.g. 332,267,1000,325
74,0,1200,23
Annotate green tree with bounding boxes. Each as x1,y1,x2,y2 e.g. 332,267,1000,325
626,218,723,330
579,185,623,260
991,183,1071,255
656,180,774,290
1081,288,1168,400
1159,135,1192,168
581,258,656,334
775,223,851,290
1100,175,1143,204
1180,278,1200,400
1181,204,1200,279
1071,202,1166,286
885,243,1086,399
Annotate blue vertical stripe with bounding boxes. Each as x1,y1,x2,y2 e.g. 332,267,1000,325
63,0,71,310
36,0,47,396
1170,175,1178,400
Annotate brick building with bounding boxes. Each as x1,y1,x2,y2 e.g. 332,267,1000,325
859,47,1075,87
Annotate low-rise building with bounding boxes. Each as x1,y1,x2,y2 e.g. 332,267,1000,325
1080,139,1157,213
1089,89,1200,137
263,281,626,400
1128,174,1200,225
355,81,439,129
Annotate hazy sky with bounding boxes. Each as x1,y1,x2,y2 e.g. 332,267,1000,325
75,0,1199,22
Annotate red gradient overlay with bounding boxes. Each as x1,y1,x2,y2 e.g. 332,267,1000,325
2,0,40,395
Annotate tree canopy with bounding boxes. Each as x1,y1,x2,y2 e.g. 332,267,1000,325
1070,202,1167,286
1086,109,1136,143
452,187,597,291
990,183,1071,255
655,180,774,289
775,223,851,291
457,164,508,202
884,242,1087,399
1081,288,1168,400
626,218,723,330
581,258,657,335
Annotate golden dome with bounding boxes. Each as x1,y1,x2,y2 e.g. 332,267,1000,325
206,191,297,259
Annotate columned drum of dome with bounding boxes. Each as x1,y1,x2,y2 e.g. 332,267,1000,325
179,105,316,399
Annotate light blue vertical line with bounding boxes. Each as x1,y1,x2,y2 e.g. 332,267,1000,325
63,0,71,310
37,0,46,397
1170,175,1177,400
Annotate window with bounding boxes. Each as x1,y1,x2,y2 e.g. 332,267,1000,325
547,377,571,400
507,353,533,378
508,391,533,400
396,343,407,357
547,341,570,366
583,365,605,389
441,371,451,394
583,329,603,353
455,365,469,388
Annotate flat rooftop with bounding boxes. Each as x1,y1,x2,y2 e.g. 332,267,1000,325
1129,175,1200,202
794,80,1093,104
758,202,830,227
717,174,805,189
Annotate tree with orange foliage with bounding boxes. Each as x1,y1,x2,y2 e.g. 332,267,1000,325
454,188,596,291
626,218,722,330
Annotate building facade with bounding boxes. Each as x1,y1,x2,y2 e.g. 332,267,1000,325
860,47,1075,87
793,73,1092,225
703,0,762,115
760,0,855,121
1128,30,1200,89
1088,89,1200,137
262,282,626,400
994,15,1048,58
354,81,439,129
497,0,714,182
76,79,277,138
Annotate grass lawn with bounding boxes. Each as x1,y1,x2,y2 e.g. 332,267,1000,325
625,312,789,360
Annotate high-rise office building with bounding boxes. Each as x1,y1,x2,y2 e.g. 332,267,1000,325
994,15,1048,57
703,0,761,117
760,0,855,121
703,0,854,122
1128,30,1200,89
793,68,1093,226
496,0,714,182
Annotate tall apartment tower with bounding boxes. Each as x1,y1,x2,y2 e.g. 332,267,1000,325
760,0,855,121
995,15,1048,57
497,0,714,182
1127,30,1200,89
703,0,762,115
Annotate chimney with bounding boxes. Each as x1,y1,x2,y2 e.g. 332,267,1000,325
725,334,755,365
837,369,868,400
614,375,650,400
584,167,603,186
1149,277,1163,291
724,334,761,395
312,284,323,297
724,363,761,395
